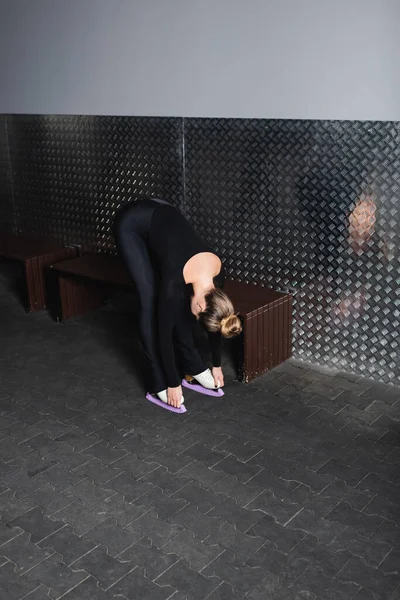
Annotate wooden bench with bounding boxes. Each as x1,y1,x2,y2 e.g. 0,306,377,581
223,280,292,382
48,253,292,382
46,253,133,321
0,232,77,312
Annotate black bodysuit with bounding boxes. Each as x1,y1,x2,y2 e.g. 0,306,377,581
113,198,223,392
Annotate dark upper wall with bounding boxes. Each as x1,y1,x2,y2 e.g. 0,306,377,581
0,0,399,120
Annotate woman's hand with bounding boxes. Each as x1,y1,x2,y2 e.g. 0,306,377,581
167,385,183,408
212,367,224,388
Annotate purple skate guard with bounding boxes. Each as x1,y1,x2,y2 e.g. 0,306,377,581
145,393,187,414
182,376,225,397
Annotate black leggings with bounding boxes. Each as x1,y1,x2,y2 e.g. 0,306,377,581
113,199,205,393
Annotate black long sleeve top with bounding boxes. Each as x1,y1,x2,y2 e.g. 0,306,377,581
148,204,224,387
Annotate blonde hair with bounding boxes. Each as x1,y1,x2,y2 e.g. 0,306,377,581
200,288,242,338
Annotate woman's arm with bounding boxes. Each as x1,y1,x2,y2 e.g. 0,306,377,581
207,264,225,367
208,330,224,386
207,264,227,386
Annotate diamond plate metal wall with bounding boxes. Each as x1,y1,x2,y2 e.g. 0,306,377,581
184,118,400,384
0,115,14,233
6,115,183,252
0,114,398,384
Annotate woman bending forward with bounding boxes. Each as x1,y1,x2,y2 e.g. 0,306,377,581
113,198,241,408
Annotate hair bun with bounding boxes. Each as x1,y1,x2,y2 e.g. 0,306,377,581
220,314,242,338
220,316,230,328
200,287,241,338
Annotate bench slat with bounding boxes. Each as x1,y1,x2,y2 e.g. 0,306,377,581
50,254,132,287
224,280,287,316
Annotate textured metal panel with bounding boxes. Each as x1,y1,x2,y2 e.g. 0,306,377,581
1,114,399,384
184,118,400,384
6,115,183,252
0,115,14,232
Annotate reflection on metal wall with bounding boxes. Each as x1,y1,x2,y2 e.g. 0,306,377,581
0,114,398,384
6,115,183,251
184,119,399,384
0,116,14,232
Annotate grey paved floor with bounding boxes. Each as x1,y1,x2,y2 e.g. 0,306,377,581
0,261,399,600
